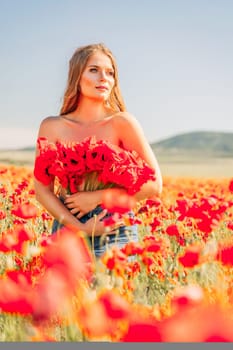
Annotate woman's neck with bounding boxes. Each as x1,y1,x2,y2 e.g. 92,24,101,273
71,98,111,125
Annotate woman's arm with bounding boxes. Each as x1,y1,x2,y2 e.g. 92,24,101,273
34,179,83,228
34,118,107,235
114,112,163,200
34,180,107,234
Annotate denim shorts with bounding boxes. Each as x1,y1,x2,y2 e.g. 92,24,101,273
51,205,138,258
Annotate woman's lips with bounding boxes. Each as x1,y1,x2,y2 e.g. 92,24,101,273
96,86,108,91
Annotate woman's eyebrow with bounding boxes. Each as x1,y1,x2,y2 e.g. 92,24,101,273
87,64,113,69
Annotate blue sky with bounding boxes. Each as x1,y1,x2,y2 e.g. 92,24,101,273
0,0,233,148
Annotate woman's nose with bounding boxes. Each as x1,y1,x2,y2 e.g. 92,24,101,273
99,70,107,81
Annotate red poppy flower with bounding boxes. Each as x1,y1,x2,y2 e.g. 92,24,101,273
217,244,233,266
0,186,7,197
34,148,57,186
41,212,52,221
41,226,94,285
0,275,33,315
143,235,161,254
171,284,204,308
77,291,132,340
145,198,162,207
102,246,128,271
229,179,233,193
98,289,131,319
32,268,72,322
121,241,143,256
121,320,162,342
34,137,155,195
178,245,201,268
197,216,218,235
102,213,122,227
227,221,233,230
175,199,189,220
162,305,233,342
0,210,6,220
11,203,38,219
166,224,180,237
150,217,161,232
0,226,34,254
102,188,136,214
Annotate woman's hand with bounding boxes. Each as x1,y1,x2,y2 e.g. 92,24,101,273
64,191,102,219
79,210,124,237
80,209,107,236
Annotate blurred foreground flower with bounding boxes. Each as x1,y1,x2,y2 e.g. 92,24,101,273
0,225,35,254
77,289,133,340
102,188,136,214
217,243,233,266
178,245,201,268
162,304,233,342
11,203,38,219
229,179,233,193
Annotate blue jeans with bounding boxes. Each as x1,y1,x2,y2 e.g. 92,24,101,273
51,205,138,257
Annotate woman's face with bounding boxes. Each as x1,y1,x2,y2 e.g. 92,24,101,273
79,51,115,102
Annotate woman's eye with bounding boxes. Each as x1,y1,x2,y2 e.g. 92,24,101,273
108,71,114,76
90,68,98,73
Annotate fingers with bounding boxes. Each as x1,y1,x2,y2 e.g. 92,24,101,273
64,194,78,205
97,209,108,221
65,202,73,208
64,197,79,211
64,197,73,206
70,208,81,215
76,211,84,219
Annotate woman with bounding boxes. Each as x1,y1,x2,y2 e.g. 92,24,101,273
34,43,162,257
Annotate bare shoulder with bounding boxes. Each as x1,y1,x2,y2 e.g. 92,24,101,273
113,111,145,136
39,116,61,128
113,111,142,129
114,111,137,123
38,116,61,141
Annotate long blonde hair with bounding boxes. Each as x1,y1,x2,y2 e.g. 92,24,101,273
60,43,126,115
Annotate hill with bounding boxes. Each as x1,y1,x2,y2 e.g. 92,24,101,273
151,131,233,157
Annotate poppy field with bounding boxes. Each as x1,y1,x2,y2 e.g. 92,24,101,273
0,164,233,342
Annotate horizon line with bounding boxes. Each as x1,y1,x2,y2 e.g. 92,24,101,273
0,129,233,151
